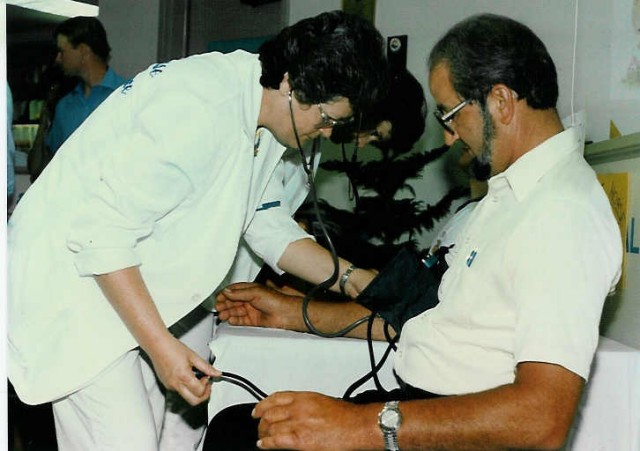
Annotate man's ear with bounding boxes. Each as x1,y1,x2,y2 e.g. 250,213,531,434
488,84,517,125
279,72,291,95
77,43,92,58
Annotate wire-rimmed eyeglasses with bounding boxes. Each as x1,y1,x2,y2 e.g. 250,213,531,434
317,103,354,129
434,99,470,134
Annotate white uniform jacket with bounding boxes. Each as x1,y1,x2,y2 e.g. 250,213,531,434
220,147,318,289
8,51,287,404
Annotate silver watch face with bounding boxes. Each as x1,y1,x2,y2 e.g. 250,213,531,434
381,408,401,429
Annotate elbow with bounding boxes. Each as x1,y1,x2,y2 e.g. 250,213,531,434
535,426,572,450
522,407,576,450
510,362,584,450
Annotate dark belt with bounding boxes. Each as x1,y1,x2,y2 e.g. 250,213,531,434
395,372,442,400
347,373,443,404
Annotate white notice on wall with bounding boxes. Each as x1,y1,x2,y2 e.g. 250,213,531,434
610,0,640,101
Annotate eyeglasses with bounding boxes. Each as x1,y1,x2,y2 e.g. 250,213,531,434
434,99,470,134
317,103,354,129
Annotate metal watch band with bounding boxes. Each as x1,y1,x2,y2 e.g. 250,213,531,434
379,400,401,451
383,432,400,451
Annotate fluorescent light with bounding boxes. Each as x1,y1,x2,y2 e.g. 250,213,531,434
6,0,99,17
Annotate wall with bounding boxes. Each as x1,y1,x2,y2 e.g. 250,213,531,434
382,0,636,141
375,0,591,247
99,0,161,78
189,0,286,55
104,0,287,75
287,0,340,23
587,136,640,348
375,0,639,143
287,0,639,347
157,0,191,63
287,0,639,247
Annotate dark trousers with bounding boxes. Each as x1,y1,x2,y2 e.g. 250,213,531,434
203,379,441,450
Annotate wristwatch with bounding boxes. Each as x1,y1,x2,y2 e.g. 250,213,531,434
378,400,403,451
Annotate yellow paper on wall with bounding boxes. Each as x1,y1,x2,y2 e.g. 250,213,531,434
609,120,621,139
597,172,629,288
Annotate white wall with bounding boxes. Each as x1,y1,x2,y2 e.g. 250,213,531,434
287,0,639,346
590,142,640,348
99,0,161,79
288,0,638,246
290,0,636,143
375,0,590,246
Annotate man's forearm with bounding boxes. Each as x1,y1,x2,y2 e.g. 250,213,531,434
361,362,582,450
285,296,395,341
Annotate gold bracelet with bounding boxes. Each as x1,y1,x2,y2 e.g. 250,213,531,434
339,264,357,296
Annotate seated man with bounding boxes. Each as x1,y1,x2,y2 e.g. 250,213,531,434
205,13,622,451
204,145,487,449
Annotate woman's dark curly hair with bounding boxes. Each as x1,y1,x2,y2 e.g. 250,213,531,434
259,10,389,113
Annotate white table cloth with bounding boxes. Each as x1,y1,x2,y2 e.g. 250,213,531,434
207,323,398,418
565,336,640,450
207,325,640,451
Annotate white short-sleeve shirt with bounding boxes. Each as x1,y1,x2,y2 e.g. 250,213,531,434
394,128,622,395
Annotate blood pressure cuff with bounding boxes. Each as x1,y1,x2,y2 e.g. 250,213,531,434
356,246,444,333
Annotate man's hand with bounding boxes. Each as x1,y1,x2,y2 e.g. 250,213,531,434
215,282,300,329
253,391,376,450
217,281,386,339
251,361,584,450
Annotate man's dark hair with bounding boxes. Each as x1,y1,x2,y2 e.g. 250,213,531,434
428,13,558,109
331,69,427,152
258,10,389,113
55,16,112,64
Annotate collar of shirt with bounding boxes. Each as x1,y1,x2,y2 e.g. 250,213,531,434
101,67,127,89
488,127,581,203
71,67,125,96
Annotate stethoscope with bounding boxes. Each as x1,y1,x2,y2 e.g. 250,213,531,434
197,95,391,403
287,90,372,338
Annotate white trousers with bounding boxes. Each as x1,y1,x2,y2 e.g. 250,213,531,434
52,349,164,451
52,307,215,451
155,306,215,451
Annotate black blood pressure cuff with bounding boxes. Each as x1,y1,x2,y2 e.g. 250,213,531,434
356,246,445,333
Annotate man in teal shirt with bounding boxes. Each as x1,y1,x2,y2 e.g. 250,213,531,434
47,16,126,153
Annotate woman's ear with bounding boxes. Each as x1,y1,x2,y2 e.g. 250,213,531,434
488,83,517,125
279,72,291,95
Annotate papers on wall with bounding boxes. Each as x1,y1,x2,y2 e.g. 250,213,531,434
597,172,630,288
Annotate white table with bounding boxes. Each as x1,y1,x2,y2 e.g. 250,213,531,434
207,325,640,451
565,337,640,450
207,323,398,418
